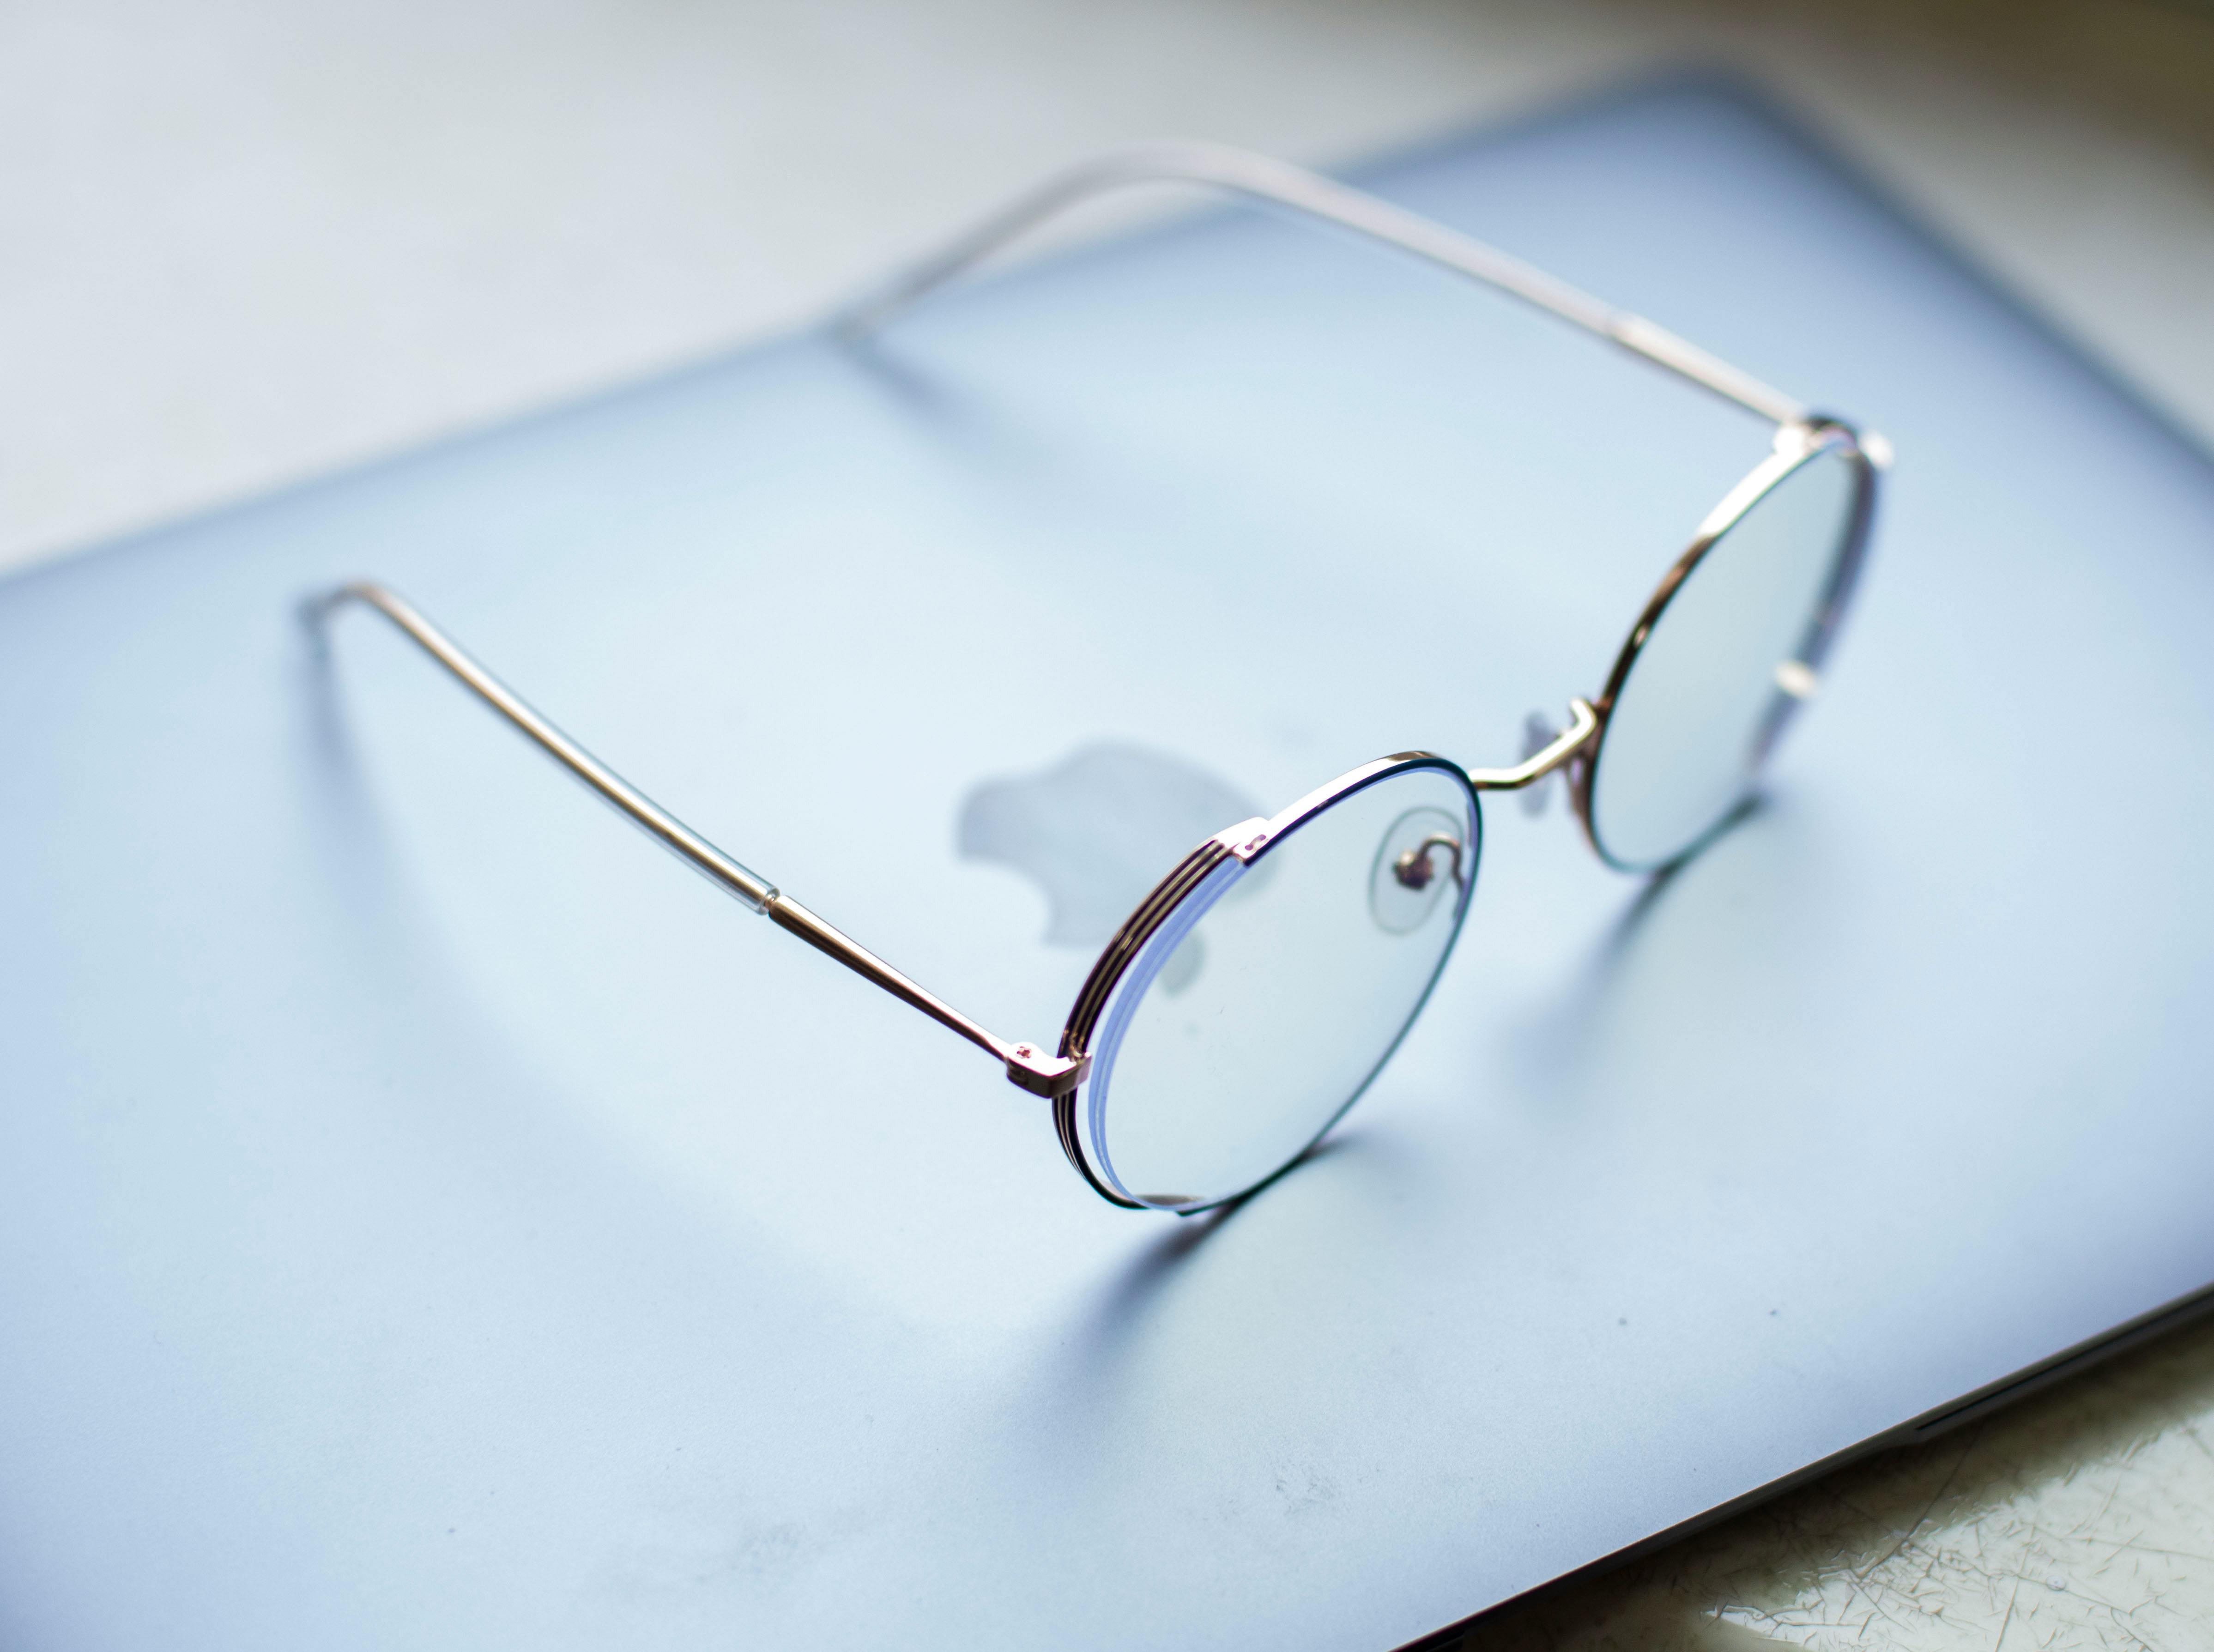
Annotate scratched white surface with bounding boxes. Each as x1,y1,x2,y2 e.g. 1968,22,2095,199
6,2,2212,1645
1475,1313,2214,1648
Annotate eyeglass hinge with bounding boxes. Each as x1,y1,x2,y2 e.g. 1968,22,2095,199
1216,817,1273,861
1004,1044,1089,1098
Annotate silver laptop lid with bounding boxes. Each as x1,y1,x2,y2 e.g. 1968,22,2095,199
1,80,2210,1649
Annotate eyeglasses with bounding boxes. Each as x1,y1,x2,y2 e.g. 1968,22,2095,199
311,143,1885,1215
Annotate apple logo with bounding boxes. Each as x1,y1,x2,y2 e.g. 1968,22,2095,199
958,743,1264,991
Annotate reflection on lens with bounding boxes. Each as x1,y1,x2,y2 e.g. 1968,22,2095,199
1589,440,1865,870
1081,762,1479,1210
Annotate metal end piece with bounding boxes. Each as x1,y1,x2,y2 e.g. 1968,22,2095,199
1004,1044,1089,1098
1216,816,1273,861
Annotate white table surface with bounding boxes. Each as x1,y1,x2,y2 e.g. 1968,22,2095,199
7,5,2212,1647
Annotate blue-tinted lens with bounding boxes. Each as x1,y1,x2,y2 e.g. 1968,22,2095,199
1590,444,1863,870
1082,763,1478,1210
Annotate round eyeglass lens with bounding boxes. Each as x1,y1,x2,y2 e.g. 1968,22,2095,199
1080,763,1478,1210
1588,441,1866,870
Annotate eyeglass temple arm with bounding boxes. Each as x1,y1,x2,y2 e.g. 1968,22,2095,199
305,582,1088,1099
834,140,1808,429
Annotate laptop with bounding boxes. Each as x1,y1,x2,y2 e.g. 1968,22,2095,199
3,77,2210,1650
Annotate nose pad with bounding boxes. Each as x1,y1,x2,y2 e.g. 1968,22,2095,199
1520,711,1558,817
1370,807,1466,934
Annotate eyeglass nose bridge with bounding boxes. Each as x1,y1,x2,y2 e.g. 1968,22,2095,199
1465,697,1600,796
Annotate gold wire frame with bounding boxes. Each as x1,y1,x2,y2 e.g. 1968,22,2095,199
309,142,1887,1210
